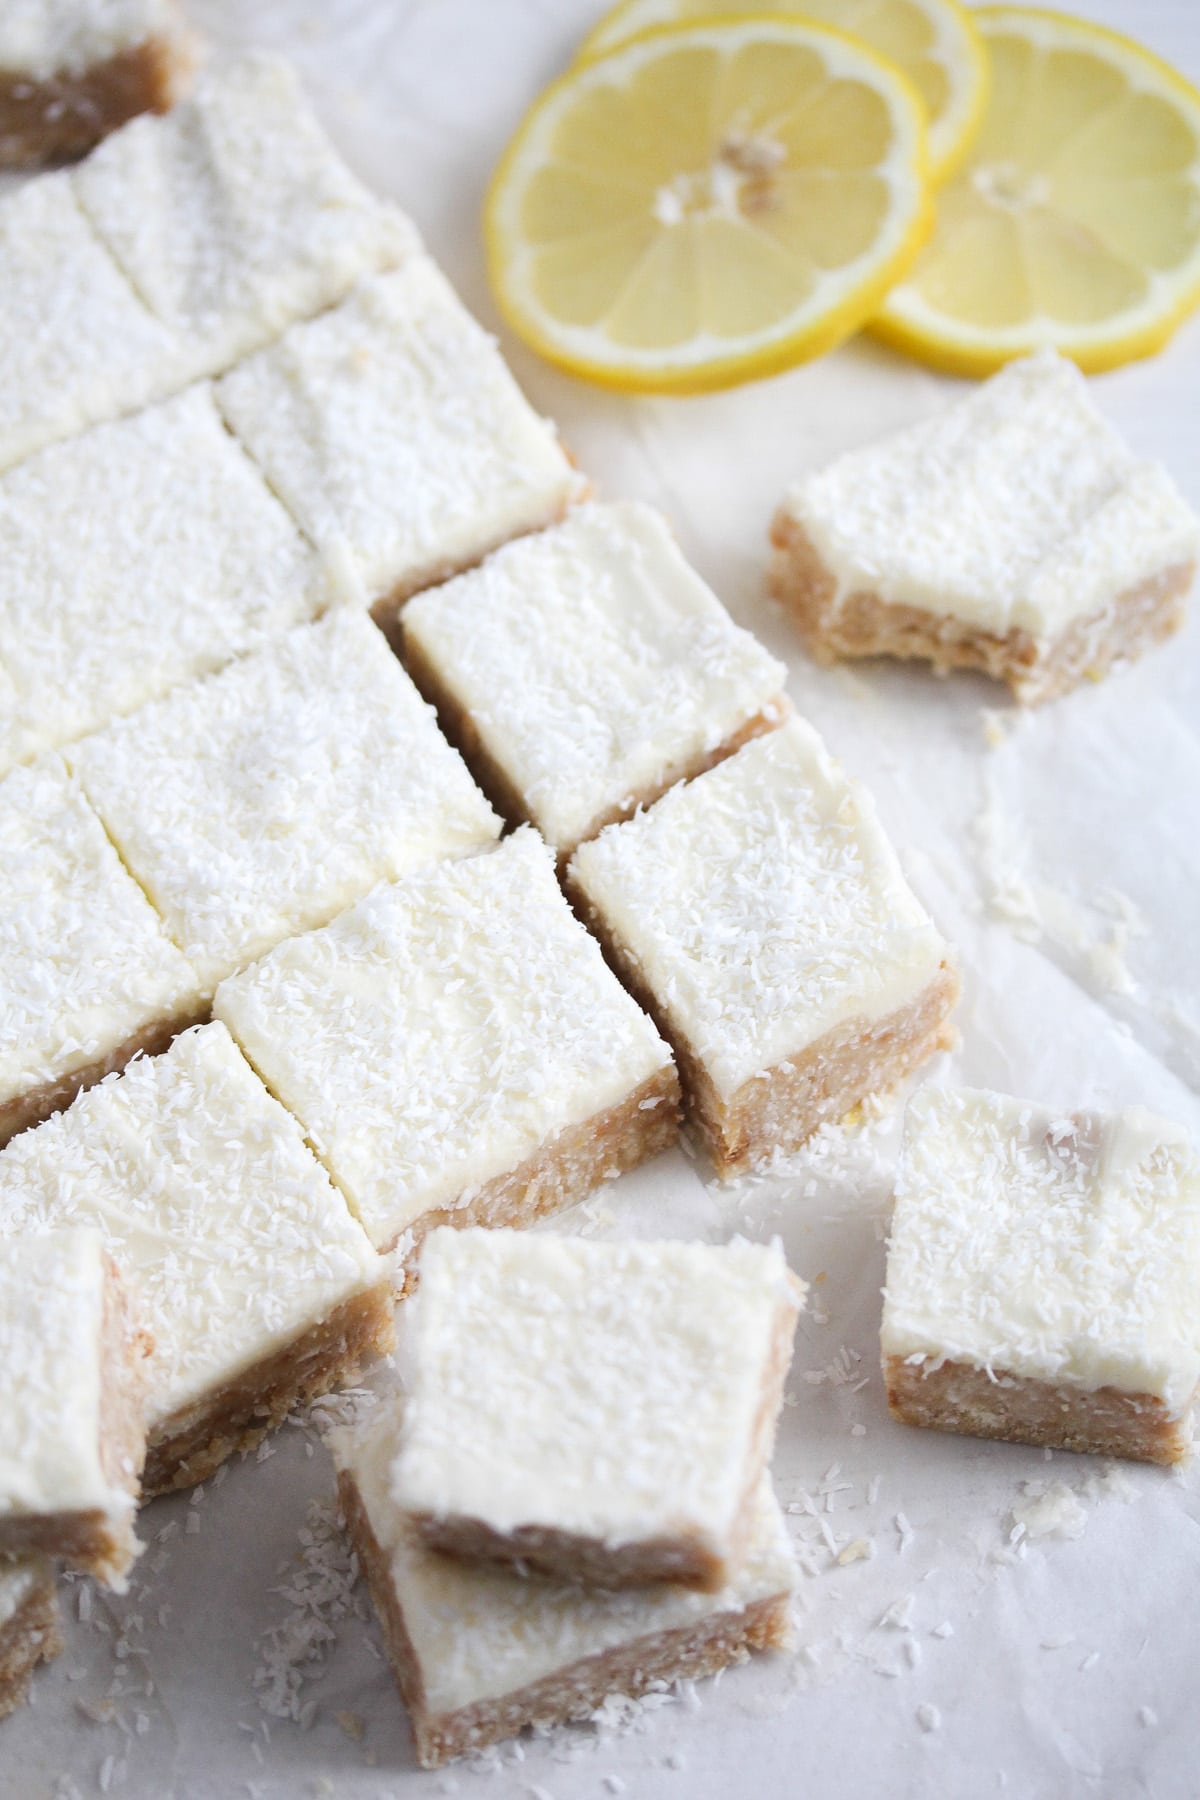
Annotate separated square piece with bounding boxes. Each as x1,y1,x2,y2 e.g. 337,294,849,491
216,259,584,613
215,828,679,1263
0,1558,60,1721
0,0,194,168
0,1023,392,1496
569,718,959,1178
334,1398,796,1768
72,611,501,993
403,501,789,861
0,383,332,777
74,53,416,388
391,1228,802,1591
0,757,204,1149
770,352,1199,704
0,1230,149,1586
883,1086,1200,1466
0,171,182,475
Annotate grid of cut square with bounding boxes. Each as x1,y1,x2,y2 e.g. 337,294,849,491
0,756,203,1148
0,1229,146,1585
882,1086,1200,1464
403,501,789,858
334,1397,796,1769
71,609,501,993
771,352,1199,702
390,1227,803,1590
0,382,332,778
569,718,958,1176
216,258,584,612
0,1022,390,1496
73,51,416,390
0,172,180,474
215,828,678,1257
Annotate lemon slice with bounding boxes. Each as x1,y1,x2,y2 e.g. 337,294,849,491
875,7,1200,374
485,18,930,393
579,0,987,181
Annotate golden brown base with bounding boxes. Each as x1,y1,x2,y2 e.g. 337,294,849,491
569,883,959,1180
393,1065,681,1285
0,32,193,167
143,1280,394,1497
339,1468,793,1769
0,1563,61,1721
404,622,789,862
885,1353,1191,1467
0,1256,150,1585
0,1000,209,1153
768,512,1193,705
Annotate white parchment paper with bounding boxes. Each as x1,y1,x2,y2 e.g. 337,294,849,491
4,3,1199,1795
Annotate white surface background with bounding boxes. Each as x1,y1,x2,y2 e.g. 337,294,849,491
6,2,1200,1796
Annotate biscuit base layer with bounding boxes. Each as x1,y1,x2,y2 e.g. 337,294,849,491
0,1255,149,1585
885,1354,1191,1467
404,628,787,863
393,1065,681,1286
338,1468,792,1769
0,36,192,167
769,513,1194,706
0,1001,209,1153
143,1281,394,1498
413,1266,798,1591
0,1566,61,1720
571,889,959,1179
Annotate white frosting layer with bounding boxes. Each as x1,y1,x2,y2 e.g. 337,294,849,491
391,1228,802,1552
0,173,180,475
0,757,201,1108
72,611,500,992
883,1086,1200,1413
217,258,583,606
0,1557,51,1633
335,1398,796,1717
74,54,417,388
215,829,672,1251
569,717,948,1100
0,0,174,77
0,1023,382,1425
404,501,787,853
0,1230,127,1523
783,352,1200,639
0,382,330,777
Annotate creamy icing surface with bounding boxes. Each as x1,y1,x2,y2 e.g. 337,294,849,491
0,1230,127,1523
0,383,331,778
0,757,201,1109
215,829,672,1251
335,1398,796,1716
390,1228,802,1550
74,54,416,387
216,258,583,606
0,0,175,76
569,717,949,1100
0,173,180,476
883,1086,1200,1412
783,351,1200,638
71,611,500,993
0,1023,381,1425
403,501,787,853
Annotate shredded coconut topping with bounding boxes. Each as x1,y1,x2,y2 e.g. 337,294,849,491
404,501,787,853
71,610,500,991
569,717,948,1099
0,0,177,79
783,351,1199,638
215,829,672,1250
882,1086,1200,1410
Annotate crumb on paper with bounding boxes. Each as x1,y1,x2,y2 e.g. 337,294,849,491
837,1538,874,1566
1011,1479,1088,1542
916,1702,941,1733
